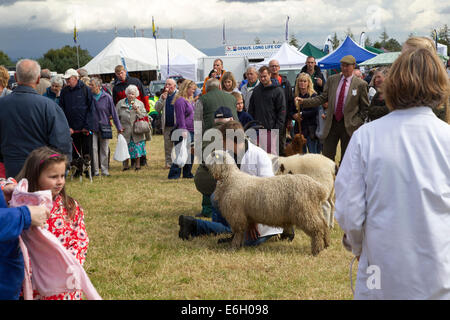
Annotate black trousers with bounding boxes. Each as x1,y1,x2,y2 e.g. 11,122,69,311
72,132,92,161
322,116,351,163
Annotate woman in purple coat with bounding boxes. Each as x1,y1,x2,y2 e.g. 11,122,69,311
89,78,123,176
168,80,197,179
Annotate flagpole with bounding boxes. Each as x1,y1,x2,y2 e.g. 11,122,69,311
74,23,80,69
152,16,160,80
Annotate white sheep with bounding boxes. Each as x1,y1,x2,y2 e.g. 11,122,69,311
205,150,330,256
269,153,337,228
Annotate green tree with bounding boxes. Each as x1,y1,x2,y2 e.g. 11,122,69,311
0,51,13,66
384,38,402,51
331,32,340,50
37,45,92,74
364,36,373,47
345,28,354,40
289,34,300,49
434,24,450,53
254,37,261,44
379,27,389,46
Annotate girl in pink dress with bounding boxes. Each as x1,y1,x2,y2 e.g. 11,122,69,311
16,146,89,300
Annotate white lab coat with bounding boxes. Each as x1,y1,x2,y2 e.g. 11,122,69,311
335,107,450,300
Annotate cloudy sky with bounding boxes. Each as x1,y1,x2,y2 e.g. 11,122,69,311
0,0,448,60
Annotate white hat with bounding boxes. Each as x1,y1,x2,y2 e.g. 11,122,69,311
63,68,79,79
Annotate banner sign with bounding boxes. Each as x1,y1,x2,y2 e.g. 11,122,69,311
225,43,283,58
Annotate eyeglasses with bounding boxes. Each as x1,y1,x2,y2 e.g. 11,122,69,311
269,65,280,68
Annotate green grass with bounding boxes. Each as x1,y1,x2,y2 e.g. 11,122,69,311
66,132,356,300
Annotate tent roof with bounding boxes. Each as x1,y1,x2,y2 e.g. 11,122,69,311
360,51,448,67
299,42,326,59
360,52,401,66
365,46,384,54
317,36,377,70
83,37,206,75
256,42,308,69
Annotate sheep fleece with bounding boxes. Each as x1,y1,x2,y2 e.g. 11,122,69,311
212,163,330,255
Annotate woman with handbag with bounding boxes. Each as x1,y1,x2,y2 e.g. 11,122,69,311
89,77,123,176
116,84,148,171
168,80,197,179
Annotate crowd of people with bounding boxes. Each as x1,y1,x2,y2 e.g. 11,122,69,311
0,35,449,300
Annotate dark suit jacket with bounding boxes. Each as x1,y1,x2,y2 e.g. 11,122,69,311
301,74,369,137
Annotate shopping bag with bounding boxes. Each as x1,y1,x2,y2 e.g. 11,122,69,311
172,138,188,168
113,134,130,162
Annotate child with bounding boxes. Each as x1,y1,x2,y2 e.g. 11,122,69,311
231,92,253,128
16,146,89,300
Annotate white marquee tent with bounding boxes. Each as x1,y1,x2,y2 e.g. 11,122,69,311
160,55,198,81
254,42,308,69
83,37,206,76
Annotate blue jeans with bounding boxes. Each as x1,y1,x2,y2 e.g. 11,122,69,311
194,193,273,246
168,131,194,179
305,137,321,154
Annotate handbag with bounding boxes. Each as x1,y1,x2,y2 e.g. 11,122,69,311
99,123,113,139
133,116,151,134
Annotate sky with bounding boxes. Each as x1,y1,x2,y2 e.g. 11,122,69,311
0,0,448,61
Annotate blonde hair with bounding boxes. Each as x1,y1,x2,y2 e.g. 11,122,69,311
221,71,237,92
0,65,9,88
172,80,196,104
383,48,449,110
294,73,316,101
402,37,436,53
231,91,243,101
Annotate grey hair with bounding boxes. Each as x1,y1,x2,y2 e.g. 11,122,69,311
50,76,63,87
41,69,51,79
125,84,140,97
16,59,41,84
90,77,102,87
206,78,220,92
246,66,257,73
166,78,176,86
77,68,88,77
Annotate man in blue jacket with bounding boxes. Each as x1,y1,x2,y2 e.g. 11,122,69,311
0,180,49,300
0,59,72,178
59,68,95,175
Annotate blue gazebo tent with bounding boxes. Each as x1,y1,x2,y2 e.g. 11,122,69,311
317,36,377,70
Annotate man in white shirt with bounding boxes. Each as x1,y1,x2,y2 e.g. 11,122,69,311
179,121,282,245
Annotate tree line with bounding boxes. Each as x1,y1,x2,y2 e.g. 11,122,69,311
0,45,92,74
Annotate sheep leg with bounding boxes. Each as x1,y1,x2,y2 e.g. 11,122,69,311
231,232,245,249
297,216,328,256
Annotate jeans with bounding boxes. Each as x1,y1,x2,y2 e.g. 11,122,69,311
194,193,273,246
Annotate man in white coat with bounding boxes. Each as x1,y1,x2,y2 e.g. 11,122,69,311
335,48,450,299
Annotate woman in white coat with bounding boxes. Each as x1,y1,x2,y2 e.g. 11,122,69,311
335,48,450,299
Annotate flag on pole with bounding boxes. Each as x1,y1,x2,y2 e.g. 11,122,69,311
152,16,157,39
285,16,290,42
359,32,366,47
324,35,332,54
73,25,78,44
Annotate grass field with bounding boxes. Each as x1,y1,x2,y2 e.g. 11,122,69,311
66,132,356,300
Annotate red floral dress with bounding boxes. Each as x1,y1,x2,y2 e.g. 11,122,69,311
33,194,89,300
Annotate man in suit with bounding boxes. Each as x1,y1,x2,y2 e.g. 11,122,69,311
296,55,369,161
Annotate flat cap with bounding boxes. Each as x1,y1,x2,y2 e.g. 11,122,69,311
340,55,356,65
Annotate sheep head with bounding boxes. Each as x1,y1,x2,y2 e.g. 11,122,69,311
205,150,238,180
